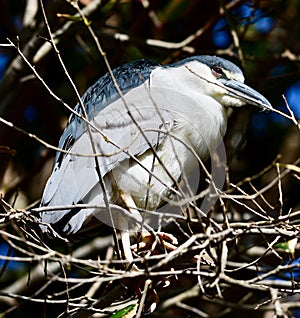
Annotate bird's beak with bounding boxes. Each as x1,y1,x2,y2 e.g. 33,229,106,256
220,79,273,111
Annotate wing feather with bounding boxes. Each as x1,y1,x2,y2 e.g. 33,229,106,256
40,81,175,235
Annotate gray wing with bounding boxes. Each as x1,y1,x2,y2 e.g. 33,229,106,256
57,59,161,149
40,80,175,235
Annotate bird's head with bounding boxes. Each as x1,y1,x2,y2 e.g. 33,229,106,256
170,55,272,111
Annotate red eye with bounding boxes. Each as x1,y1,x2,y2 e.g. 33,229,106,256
212,66,223,78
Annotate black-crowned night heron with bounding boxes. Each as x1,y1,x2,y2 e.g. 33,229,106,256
40,55,272,261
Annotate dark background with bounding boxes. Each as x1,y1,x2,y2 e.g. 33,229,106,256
0,1,300,317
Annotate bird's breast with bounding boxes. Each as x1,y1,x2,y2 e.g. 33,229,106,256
111,145,183,210
108,85,228,211
171,99,227,161
111,106,227,211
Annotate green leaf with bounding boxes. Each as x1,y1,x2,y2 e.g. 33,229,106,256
275,238,298,255
109,304,137,318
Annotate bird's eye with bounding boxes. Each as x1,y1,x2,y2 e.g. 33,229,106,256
212,66,223,79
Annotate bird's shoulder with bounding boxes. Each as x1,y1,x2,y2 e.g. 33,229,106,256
54,60,161,165
73,59,161,122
